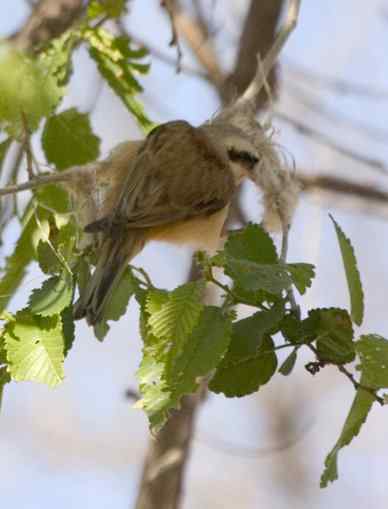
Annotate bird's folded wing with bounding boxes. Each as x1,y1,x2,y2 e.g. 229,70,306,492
88,121,235,232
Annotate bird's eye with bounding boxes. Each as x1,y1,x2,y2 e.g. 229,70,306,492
227,148,259,170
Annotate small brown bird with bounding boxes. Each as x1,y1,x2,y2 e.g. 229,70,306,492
74,119,261,324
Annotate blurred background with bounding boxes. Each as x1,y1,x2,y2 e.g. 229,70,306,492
1,1,388,507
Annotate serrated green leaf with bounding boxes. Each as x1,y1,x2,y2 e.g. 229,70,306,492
103,268,137,321
0,205,37,312
137,306,232,432
39,29,78,89
209,336,277,397
4,310,65,387
84,27,153,131
320,376,374,487
0,43,62,137
61,306,75,356
222,305,284,363
36,184,71,213
36,218,76,276
168,306,232,389
148,281,204,352
146,289,169,316
225,223,278,263
223,223,290,295
37,240,61,274
356,334,388,388
312,308,355,364
28,275,73,316
88,0,126,19
287,263,315,295
330,216,364,326
0,332,8,364
280,313,317,345
0,365,10,411
42,108,100,170
135,354,171,431
93,267,137,340
225,258,292,295
279,349,297,376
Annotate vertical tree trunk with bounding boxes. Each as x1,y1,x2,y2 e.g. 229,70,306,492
135,392,201,509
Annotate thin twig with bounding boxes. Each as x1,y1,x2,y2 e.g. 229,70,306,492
307,344,385,406
286,60,388,100
21,112,34,179
0,164,92,197
236,0,301,108
337,365,385,406
172,6,224,86
121,28,210,81
160,0,183,72
276,111,388,176
298,173,388,206
286,82,388,144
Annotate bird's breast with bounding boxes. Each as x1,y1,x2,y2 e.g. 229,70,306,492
146,206,229,252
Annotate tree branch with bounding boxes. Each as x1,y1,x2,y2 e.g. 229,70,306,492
286,60,388,100
276,111,388,176
10,0,84,51
221,0,284,106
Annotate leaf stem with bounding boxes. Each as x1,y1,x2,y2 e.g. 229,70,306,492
307,343,385,406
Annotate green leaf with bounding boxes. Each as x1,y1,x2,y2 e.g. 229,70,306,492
279,349,297,376
0,205,37,312
36,219,76,276
224,223,278,264
137,306,232,432
94,267,137,340
42,108,100,170
356,334,388,388
287,263,315,295
36,184,71,213
209,335,277,397
148,281,204,353
169,307,232,390
0,365,11,412
61,306,75,356
222,305,283,363
225,258,292,295
28,275,73,316
39,29,79,89
84,27,153,131
330,216,364,326
103,268,137,321
280,313,317,345
88,0,126,19
4,310,65,387
222,225,292,296
312,308,355,364
135,354,171,431
37,240,62,274
0,43,62,136
320,376,374,487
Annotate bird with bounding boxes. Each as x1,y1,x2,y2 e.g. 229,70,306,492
73,119,261,325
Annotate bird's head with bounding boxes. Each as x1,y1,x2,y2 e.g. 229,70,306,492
201,123,261,185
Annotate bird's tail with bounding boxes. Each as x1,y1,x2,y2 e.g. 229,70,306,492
73,232,144,325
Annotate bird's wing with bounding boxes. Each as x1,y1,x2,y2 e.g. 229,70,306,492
87,121,235,233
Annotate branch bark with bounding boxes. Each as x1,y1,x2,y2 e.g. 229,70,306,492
221,0,284,107
10,0,84,51
135,392,202,509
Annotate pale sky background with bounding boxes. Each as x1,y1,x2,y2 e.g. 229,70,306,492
1,1,388,508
